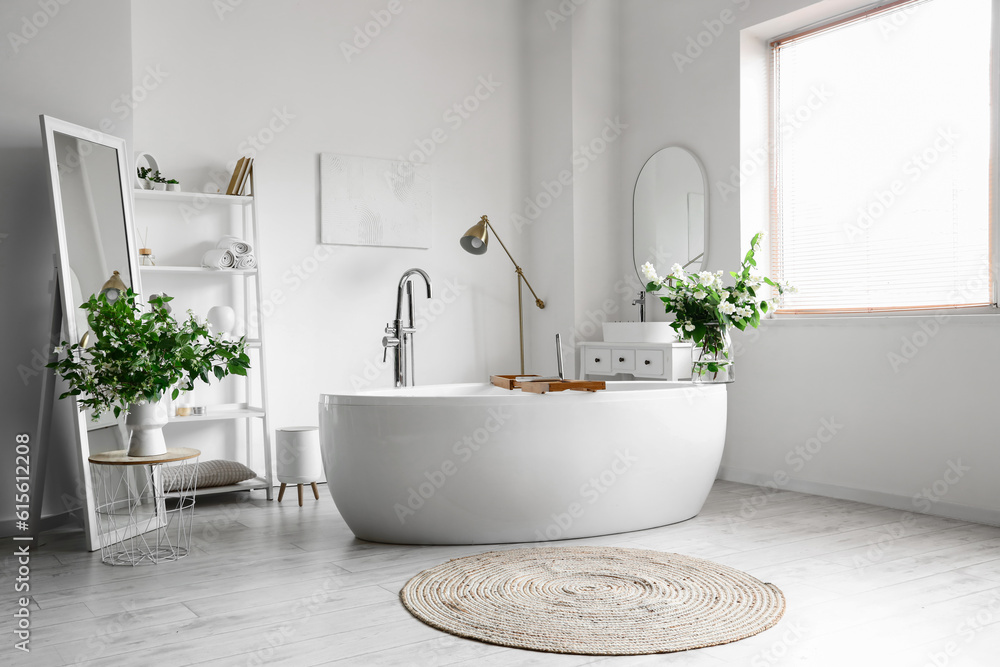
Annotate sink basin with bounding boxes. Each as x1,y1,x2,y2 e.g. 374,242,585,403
602,322,678,343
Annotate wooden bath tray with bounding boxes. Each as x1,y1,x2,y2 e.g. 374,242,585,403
519,380,606,394
490,374,539,390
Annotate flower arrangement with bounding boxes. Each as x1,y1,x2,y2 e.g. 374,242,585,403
642,232,795,380
48,289,249,419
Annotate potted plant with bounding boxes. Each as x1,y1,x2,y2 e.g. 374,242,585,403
136,166,154,190
642,232,795,383
48,289,250,456
138,169,179,191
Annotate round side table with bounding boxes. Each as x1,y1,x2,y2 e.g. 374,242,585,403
276,427,322,506
88,448,200,566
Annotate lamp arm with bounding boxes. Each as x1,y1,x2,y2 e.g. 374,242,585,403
483,217,545,309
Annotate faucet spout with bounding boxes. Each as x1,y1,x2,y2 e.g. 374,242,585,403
387,268,433,387
396,268,433,323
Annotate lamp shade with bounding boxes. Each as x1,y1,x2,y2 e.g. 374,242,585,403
460,216,490,255
99,270,128,303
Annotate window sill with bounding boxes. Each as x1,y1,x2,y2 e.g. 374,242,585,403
763,307,1000,325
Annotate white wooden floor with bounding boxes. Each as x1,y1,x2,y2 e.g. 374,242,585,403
3,480,1000,666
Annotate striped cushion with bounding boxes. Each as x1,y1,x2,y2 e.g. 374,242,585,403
160,459,256,493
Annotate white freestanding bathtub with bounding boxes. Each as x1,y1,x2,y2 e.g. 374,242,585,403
319,382,726,545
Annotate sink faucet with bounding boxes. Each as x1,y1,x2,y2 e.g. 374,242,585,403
632,290,646,322
383,268,433,387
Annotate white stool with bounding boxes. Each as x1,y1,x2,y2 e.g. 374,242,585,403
276,426,322,506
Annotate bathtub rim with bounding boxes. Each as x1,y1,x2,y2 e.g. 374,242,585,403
320,381,724,407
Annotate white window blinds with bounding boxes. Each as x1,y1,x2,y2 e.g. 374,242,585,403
771,0,993,313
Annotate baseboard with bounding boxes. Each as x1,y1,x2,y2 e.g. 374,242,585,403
717,466,1000,528
0,509,79,540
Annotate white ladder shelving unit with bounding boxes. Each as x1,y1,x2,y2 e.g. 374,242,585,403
132,175,274,500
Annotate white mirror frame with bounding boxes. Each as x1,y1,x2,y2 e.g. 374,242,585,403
632,144,710,284
40,115,142,551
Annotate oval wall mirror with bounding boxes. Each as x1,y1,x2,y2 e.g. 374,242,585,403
632,146,708,283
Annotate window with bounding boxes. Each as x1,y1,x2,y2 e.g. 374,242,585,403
770,0,994,313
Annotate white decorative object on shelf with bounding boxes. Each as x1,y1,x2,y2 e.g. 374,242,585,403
134,151,159,189
207,306,236,337
216,235,257,269
320,152,431,248
202,248,236,269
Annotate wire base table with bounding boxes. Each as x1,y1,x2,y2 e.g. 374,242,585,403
88,448,200,566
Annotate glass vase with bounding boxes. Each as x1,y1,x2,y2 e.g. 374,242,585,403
692,323,734,384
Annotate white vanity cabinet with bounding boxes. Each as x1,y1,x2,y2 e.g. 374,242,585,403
579,342,693,381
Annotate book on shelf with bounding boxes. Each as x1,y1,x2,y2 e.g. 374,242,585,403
236,158,254,196
226,156,249,195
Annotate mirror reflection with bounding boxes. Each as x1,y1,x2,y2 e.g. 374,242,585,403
52,132,133,339
633,146,707,281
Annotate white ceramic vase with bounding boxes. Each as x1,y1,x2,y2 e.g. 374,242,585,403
207,306,236,336
125,399,169,457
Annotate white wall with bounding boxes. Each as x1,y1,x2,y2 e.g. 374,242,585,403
0,0,133,535
621,0,1000,524
130,0,541,461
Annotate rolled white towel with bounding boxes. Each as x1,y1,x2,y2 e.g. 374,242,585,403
234,254,257,270
217,235,253,256
202,248,236,269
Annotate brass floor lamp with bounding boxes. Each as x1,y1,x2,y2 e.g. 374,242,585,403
460,215,544,375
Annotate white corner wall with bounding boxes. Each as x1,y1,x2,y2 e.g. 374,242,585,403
129,0,539,453
622,0,1000,525
0,0,133,535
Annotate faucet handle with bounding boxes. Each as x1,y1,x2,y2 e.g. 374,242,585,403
382,335,399,362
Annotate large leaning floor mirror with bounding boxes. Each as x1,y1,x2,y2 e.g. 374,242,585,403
39,116,143,551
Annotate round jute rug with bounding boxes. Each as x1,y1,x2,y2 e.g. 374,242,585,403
400,546,785,655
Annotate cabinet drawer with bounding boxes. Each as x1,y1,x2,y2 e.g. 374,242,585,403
612,349,635,372
634,349,665,377
585,347,612,374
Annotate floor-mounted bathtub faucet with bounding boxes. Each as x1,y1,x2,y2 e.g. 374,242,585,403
383,268,433,387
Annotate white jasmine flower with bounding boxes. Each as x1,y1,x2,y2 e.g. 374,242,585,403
671,263,685,280
720,302,736,315
53,345,64,355
697,271,715,286
641,261,660,283
684,323,695,332
735,307,750,318
719,290,730,301
693,290,707,300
